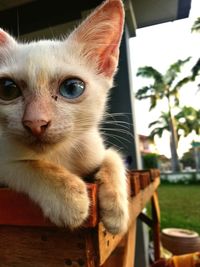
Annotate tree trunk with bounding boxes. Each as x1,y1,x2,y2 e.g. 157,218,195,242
169,115,181,172
166,90,181,172
194,147,200,171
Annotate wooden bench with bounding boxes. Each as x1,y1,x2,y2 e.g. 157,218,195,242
0,170,160,267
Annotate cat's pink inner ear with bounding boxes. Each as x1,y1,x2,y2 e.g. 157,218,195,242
0,30,7,44
0,29,15,46
95,1,124,77
72,0,124,78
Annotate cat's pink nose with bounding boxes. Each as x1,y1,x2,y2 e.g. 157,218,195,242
23,120,50,137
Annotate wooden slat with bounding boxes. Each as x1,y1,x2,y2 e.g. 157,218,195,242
98,223,125,266
85,229,98,267
0,183,98,228
122,222,136,267
98,179,160,265
150,169,160,181
152,191,161,261
0,226,88,267
129,179,160,226
129,172,140,197
101,240,125,267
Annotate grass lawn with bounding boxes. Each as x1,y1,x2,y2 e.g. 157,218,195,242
157,184,200,235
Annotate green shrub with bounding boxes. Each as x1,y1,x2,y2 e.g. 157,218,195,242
142,153,158,169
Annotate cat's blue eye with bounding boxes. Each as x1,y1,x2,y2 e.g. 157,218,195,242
59,79,85,99
0,78,21,101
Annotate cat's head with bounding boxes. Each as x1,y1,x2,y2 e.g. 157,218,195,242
0,0,124,152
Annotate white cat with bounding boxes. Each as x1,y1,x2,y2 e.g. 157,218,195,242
0,0,129,234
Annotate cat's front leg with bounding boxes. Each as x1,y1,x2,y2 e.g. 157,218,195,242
1,160,89,229
95,148,129,234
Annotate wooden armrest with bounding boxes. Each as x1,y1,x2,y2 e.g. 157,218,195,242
0,183,98,228
0,170,160,267
0,169,160,228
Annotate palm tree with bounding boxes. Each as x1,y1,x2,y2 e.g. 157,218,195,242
136,58,191,172
191,18,200,81
176,106,200,136
148,113,179,167
176,106,200,170
191,17,200,33
149,112,170,140
149,107,200,141
149,108,200,168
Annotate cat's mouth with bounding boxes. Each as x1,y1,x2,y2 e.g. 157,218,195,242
12,132,66,151
29,140,58,152
29,134,66,147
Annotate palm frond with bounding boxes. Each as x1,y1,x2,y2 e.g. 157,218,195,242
191,17,200,32
148,120,160,128
170,76,192,106
175,106,200,136
149,95,157,110
149,126,169,139
191,58,200,80
149,112,170,138
137,66,163,84
164,57,191,86
135,86,152,99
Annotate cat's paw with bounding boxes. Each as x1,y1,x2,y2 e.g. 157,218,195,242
41,178,90,229
98,184,129,235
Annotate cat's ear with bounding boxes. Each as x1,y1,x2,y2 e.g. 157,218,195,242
0,28,17,48
69,0,124,78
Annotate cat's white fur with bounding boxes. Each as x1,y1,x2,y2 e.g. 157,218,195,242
0,0,129,234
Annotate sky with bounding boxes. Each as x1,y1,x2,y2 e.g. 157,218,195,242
129,0,200,158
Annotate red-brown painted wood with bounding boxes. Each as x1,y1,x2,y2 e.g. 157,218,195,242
0,183,98,228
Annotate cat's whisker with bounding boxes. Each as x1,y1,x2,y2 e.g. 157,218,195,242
101,131,131,147
100,127,133,137
100,127,134,139
104,138,118,147
103,134,129,150
103,113,133,130
103,133,126,147
104,112,132,117
103,113,131,122
103,138,124,152
103,121,132,130
104,120,133,126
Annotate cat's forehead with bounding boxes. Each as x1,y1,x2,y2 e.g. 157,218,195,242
8,39,89,86
0,37,109,93
18,40,70,71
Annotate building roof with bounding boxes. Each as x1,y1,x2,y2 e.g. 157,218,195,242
0,0,192,38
